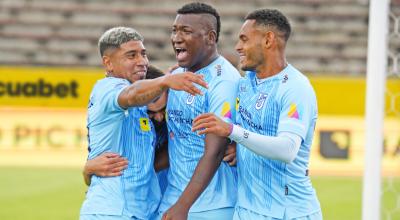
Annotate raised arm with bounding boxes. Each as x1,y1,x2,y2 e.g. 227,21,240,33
118,73,207,109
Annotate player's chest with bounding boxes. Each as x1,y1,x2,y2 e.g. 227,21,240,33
124,107,153,133
167,90,207,117
236,82,280,132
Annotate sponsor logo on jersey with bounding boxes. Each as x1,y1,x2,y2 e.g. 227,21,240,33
221,102,232,119
288,103,300,119
139,118,151,131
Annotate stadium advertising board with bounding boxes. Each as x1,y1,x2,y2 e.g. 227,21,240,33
0,108,398,176
0,67,104,108
0,68,399,176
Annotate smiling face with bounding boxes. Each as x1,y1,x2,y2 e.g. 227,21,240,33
171,14,214,72
103,40,148,83
235,20,266,72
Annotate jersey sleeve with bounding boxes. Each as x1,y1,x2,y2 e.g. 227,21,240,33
277,83,315,140
207,79,239,124
101,80,128,113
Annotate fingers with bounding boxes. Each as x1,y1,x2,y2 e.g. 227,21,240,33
228,157,237,166
223,153,235,162
102,152,120,158
108,156,128,165
193,113,213,124
190,74,208,89
183,82,203,96
109,160,128,170
192,121,211,133
181,73,207,96
192,114,215,132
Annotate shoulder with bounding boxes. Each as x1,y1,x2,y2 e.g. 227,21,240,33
207,57,241,90
95,77,129,89
91,77,129,98
277,65,316,101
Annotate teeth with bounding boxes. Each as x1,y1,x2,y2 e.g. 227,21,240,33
175,48,185,53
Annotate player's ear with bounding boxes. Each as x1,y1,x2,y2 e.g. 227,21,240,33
207,30,217,45
263,31,275,49
102,55,113,72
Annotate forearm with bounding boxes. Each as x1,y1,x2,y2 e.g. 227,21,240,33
229,126,301,163
120,77,168,108
175,134,227,209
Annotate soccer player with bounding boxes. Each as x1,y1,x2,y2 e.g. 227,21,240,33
159,2,241,220
82,65,170,194
80,26,207,220
192,9,323,220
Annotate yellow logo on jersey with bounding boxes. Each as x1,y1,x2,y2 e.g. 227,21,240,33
235,97,240,111
139,118,150,131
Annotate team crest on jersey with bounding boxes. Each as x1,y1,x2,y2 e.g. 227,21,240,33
235,97,239,111
255,93,268,110
186,94,195,105
239,85,247,92
139,118,150,131
214,64,222,76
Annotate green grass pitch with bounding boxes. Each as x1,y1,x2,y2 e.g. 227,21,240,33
0,167,398,220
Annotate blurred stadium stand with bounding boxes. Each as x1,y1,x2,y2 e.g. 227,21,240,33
0,0,389,74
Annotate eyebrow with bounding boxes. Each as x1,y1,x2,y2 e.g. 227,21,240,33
173,24,193,29
124,49,146,55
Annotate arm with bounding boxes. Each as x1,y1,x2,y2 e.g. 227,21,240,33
163,134,228,220
118,73,207,109
192,113,301,163
82,152,128,186
229,126,301,163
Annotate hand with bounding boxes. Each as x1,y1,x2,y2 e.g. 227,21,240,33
163,72,208,96
192,113,232,137
223,142,237,166
84,152,128,177
161,203,189,220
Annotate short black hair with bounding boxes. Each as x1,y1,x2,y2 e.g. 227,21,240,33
146,65,164,79
245,9,291,42
177,2,220,42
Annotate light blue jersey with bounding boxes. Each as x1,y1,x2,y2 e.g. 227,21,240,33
159,56,240,213
80,77,161,220
235,64,321,219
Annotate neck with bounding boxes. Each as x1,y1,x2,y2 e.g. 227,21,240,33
188,49,219,72
256,53,287,79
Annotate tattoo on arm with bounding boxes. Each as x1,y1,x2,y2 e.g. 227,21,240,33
131,87,163,104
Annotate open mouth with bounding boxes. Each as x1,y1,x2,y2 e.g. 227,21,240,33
135,71,146,78
175,47,188,61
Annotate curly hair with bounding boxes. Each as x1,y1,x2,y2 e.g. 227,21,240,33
245,9,291,42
